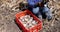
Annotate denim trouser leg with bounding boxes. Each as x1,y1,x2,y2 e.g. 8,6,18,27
32,7,42,20
42,6,52,20
32,7,39,15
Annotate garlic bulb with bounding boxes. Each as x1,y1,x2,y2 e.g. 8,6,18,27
32,20,36,25
24,24,27,27
20,16,24,20
19,15,38,29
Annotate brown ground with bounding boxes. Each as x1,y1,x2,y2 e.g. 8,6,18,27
0,0,60,32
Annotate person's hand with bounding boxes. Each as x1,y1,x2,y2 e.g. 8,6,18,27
39,2,41,4
43,0,49,4
38,2,42,7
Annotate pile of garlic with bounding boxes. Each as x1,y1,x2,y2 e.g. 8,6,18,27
19,15,38,28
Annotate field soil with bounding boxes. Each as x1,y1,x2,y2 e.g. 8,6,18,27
0,0,60,32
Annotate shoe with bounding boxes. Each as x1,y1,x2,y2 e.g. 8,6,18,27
47,15,52,21
46,12,52,21
38,14,42,20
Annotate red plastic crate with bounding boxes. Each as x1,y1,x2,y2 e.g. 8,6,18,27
15,10,42,32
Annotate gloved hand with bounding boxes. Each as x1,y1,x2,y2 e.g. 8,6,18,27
43,0,49,4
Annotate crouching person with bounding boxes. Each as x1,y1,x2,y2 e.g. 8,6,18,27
27,0,52,20
20,0,52,20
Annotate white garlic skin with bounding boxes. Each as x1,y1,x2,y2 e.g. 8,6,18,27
19,15,38,28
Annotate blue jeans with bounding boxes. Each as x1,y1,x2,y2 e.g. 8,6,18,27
31,6,52,19
32,6,50,15
43,6,52,19
28,5,52,20
32,7,40,14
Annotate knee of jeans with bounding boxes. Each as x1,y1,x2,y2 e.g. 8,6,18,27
32,7,39,14
43,7,50,13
